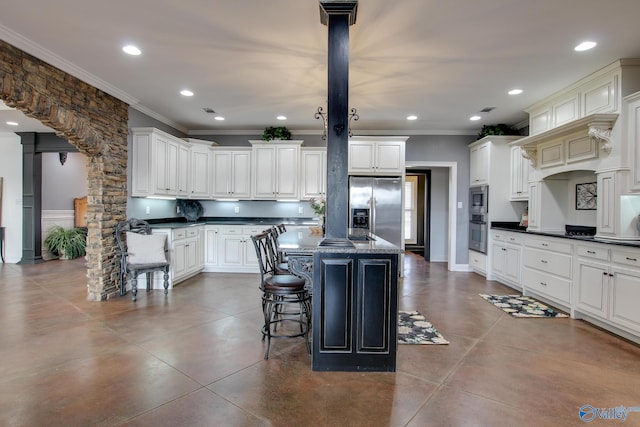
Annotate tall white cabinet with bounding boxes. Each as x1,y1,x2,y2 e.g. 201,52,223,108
301,148,327,199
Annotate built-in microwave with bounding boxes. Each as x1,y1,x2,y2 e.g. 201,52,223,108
469,185,488,214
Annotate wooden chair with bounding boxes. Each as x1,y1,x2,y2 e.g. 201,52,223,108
115,218,170,301
251,231,311,359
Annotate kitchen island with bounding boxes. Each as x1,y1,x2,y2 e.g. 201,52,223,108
278,230,403,372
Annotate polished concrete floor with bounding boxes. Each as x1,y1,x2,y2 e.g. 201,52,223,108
1,252,640,426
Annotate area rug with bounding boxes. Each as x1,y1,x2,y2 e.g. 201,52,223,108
398,310,449,344
479,294,569,318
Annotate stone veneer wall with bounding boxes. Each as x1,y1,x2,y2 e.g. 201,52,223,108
0,39,129,301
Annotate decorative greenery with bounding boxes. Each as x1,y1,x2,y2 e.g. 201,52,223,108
309,197,326,215
477,124,521,140
262,126,292,141
44,226,87,260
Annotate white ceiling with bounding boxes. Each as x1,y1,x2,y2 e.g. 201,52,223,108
1,0,640,136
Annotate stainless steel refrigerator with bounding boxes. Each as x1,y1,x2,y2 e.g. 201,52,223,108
348,176,403,247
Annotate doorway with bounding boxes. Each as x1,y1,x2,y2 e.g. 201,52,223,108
405,171,431,260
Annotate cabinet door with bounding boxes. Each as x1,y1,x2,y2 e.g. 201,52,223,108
172,240,187,279
491,243,505,277
243,236,259,268
348,142,375,174
211,151,232,198
154,135,171,194
220,234,244,267
610,266,640,333
510,146,529,200
205,228,218,266
275,145,299,198
470,143,489,185
252,146,276,198
528,182,540,230
504,246,521,283
131,133,152,196
185,237,199,274
231,151,252,198
597,171,616,236
176,144,190,197
575,260,609,318
190,147,210,199
375,142,404,174
301,149,326,199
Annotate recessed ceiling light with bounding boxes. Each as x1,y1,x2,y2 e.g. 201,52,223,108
214,116,225,121
470,115,481,121
6,121,19,126
508,89,523,95
122,45,141,56
277,115,287,120
574,41,597,52
406,115,418,121
180,89,194,97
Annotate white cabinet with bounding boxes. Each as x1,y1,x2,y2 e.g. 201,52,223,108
627,92,640,191
509,145,529,201
189,144,211,199
468,250,486,275
610,265,640,334
171,226,204,284
204,226,219,268
522,235,572,307
469,141,489,185
216,225,262,273
301,148,327,199
250,141,302,199
348,138,406,175
596,171,617,237
131,127,191,197
490,231,522,287
575,244,610,319
210,148,252,199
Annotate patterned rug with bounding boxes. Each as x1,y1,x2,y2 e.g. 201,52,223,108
479,294,569,318
398,311,449,344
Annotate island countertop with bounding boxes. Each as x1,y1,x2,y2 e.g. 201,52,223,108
277,229,403,254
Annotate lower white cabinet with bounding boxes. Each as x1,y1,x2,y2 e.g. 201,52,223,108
204,226,219,268
469,250,486,275
147,225,204,289
490,231,522,287
609,265,640,334
209,225,262,273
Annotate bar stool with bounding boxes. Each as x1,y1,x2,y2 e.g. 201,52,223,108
266,226,289,274
251,231,311,359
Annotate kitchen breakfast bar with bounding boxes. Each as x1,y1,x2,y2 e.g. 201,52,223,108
278,230,403,372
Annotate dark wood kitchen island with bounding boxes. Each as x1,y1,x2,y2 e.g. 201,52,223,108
278,230,402,372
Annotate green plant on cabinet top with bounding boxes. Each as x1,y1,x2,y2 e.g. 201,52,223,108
262,126,291,141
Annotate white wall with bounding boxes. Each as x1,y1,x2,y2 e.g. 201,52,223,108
42,152,87,210
0,132,23,263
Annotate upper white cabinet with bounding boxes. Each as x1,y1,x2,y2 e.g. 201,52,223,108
301,148,327,200
210,148,252,199
627,91,640,191
469,141,490,185
131,127,191,198
250,141,303,199
509,145,529,201
348,137,406,175
188,144,211,199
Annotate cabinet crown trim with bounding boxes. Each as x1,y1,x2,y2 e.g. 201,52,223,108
516,113,618,158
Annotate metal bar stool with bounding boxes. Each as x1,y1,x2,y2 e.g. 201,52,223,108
251,231,311,359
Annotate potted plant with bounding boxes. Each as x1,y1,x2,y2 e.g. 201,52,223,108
477,124,520,140
262,126,292,141
44,226,87,260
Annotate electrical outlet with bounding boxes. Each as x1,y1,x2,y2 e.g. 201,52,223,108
176,205,180,214
234,206,240,214
145,205,150,214
298,206,304,214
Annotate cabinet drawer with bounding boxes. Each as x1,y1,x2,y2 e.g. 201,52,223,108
523,247,572,279
524,236,572,254
523,267,571,304
186,228,199,238
243,226,263,235
576,244,609,261
173,229,187,240
469,250,486,273
492,232,523,245
612,249,640,268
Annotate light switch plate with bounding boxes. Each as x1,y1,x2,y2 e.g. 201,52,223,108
298,206,304,214
234,206,240,213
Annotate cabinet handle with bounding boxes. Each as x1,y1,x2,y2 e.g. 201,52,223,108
609,273,614,277
541,243,549,247
540,282,547,286
540,260,548,264
502,248,507,251
587,250,596,254
626,257,637,262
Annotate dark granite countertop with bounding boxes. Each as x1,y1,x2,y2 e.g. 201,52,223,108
147,217,318,229
490,222,640,248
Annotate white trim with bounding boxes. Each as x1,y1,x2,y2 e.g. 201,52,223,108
405,161,458,271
